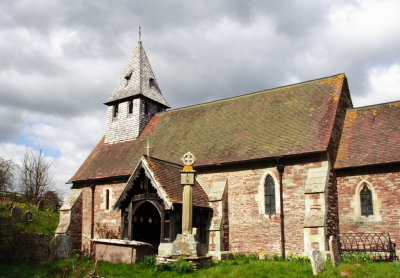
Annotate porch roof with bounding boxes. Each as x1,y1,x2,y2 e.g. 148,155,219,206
114,156,209,209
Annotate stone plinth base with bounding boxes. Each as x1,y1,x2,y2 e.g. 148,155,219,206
171,234,199,257
92,239,156,264
208,250,229,260
156,232,213,269
156,255,213,269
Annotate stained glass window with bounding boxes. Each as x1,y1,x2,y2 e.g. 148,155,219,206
360,184,373,216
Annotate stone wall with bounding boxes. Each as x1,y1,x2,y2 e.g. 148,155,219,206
56,189,82,250
337,167,400,255
10,233,51,262
81,182,126,252
198,157,329,256
324,79,353,245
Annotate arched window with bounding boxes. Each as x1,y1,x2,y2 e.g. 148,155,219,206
265,175,276,215
105,189,110,210
360,184,373,216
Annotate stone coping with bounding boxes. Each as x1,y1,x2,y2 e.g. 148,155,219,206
91,238,153,247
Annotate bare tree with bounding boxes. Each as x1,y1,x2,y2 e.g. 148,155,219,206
42,190,63,208
20,149,54,202
0,157,16,191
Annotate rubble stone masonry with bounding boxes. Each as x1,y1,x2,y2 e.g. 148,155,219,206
81,182,126,252
199,158,327,256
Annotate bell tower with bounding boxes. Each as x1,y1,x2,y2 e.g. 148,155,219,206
104,41,169,144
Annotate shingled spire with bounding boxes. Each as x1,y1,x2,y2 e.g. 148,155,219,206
104,41,169,144
104,42,169,107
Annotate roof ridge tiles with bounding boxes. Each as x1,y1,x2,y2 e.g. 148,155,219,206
164,73,346,113
144,155,182,168
347,100,400,111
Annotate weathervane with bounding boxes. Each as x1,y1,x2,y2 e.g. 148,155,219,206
138,25,142,42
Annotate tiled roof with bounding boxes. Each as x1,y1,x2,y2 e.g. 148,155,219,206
70,74,347,182
144,156,209,208
104,42,169,107
335,102,400,169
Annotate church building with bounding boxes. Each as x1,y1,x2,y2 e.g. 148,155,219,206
56,40,400,262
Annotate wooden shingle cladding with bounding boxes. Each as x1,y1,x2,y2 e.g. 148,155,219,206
335,101,400,169
70,74,349,183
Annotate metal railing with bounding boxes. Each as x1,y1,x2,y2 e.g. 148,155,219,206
338,233,397,261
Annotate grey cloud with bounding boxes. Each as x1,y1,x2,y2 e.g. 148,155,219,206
1,0,400,143
0,107,26,141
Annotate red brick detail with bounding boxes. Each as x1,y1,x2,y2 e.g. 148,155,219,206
310,228,319,235
80,183,126,253
201,160,324,255
311,242,319,249
337,170,400,248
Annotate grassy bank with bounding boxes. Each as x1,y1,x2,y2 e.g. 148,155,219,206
0,202,59,234
0,255,399,278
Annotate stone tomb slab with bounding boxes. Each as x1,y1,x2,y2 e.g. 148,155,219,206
92,239,156,264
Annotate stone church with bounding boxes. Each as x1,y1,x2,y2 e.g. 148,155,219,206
56,40,400,262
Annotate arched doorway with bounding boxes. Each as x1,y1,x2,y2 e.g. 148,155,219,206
132,201,161,246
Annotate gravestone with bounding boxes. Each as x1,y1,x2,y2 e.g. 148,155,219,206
37,199,45,211
50,234,72,259
310,249,325,275
11,206,22,220
25,210,33,221
52,204,59,212
329,235,341,267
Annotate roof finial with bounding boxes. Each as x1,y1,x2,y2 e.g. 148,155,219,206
145,140,151,156
138,25,142,42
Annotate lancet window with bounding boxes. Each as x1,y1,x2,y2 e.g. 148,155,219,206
360,184,373,216
265,175,276,215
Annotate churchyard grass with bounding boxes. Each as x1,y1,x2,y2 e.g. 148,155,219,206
0,254,399,278
0,202,59,234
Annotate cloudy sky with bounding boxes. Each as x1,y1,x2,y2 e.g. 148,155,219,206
1,0,400,197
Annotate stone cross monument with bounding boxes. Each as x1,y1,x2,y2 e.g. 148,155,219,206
165,152,200,257
180,152,197,235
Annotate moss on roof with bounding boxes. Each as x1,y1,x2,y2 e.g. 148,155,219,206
70,74,347,182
